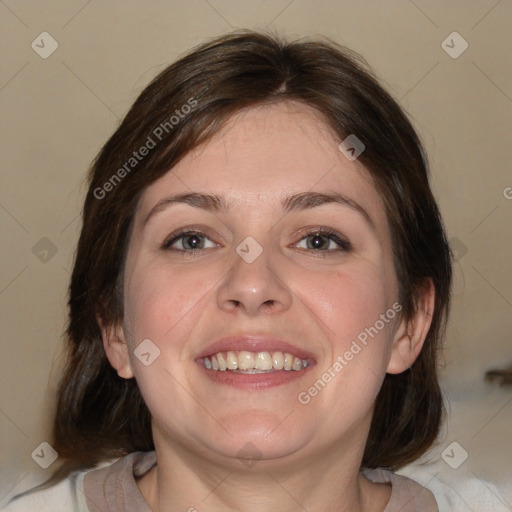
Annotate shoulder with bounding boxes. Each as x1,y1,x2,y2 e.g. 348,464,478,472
81,451,156,511
1,452,156,512
399,460,512,511
363,468,439,511
0,472,89,512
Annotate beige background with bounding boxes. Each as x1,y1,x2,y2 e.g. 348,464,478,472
1,0,511,508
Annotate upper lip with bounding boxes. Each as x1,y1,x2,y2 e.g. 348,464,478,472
196,335,316,362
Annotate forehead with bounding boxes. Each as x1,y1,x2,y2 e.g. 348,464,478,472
137,101,388,232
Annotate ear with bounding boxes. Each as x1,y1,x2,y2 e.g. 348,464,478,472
97,315,134,379
387,278,435,374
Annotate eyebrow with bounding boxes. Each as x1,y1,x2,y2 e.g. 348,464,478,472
142,191,376,231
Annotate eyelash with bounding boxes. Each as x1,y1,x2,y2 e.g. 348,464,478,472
161,227,352,256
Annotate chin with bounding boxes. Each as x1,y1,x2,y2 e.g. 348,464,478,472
202,410,311,464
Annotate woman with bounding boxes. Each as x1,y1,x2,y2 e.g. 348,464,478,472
4,30,452,511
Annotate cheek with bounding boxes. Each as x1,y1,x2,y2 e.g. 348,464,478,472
121,260,219,427
124,258,215,346
304,263,392,346
298,268,394,419
304,264,394,388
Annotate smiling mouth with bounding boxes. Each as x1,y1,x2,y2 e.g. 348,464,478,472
200,350,310,373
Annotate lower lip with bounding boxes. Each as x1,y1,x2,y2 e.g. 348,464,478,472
197,363,314,390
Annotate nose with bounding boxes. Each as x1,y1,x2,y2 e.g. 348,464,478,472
216,241,293,317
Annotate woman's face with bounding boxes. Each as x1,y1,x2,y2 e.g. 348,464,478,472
114,102,405,466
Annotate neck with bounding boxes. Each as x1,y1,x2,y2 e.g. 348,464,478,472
137,432,391,512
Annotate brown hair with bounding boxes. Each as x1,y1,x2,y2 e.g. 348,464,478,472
22,29,453,493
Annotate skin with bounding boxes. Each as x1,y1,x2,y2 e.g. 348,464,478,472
101,101,435,512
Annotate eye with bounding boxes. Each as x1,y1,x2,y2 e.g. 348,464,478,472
293,228,351,253
161,227,351,255
161,230,218,252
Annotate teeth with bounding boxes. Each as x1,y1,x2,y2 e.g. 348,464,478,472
292,357,303,371
272,351,284,370
202,350,309,372
283,353,293,371
255,351,273,370
226,351,238,370
217,352,227,371
238,351,255,370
